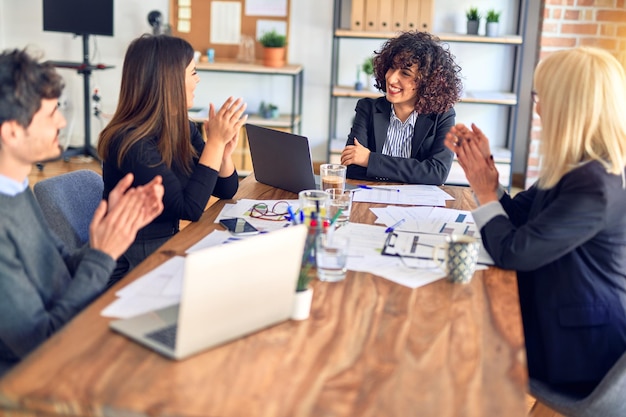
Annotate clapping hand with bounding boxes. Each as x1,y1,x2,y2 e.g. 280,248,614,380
89,173,164,260
201,97,247,172
445,123,499,205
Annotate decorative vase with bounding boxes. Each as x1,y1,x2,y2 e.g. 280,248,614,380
292,288,313,320
262,46,285,68
467,20,479,35
486,22,499,37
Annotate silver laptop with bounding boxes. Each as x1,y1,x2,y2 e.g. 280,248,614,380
110,225,307,360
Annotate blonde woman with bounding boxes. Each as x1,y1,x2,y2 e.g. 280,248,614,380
445,47,626,397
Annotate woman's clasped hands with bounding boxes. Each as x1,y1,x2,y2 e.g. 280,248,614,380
444,123,500,204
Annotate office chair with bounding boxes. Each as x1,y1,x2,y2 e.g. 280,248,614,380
33,169,103,250
529,351,626,417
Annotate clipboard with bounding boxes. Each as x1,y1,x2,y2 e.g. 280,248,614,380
382,231,443,259
382,231,495,265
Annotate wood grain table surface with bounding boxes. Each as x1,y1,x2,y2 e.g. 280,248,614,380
0,175,527,417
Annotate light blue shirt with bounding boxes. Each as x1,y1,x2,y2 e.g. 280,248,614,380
382,105,418,158
0,174,28,196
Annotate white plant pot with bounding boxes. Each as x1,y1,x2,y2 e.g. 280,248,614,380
486,22,499,37
292,288,313,320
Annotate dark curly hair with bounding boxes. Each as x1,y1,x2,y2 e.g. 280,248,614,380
372,31,462,114
0,49,63,128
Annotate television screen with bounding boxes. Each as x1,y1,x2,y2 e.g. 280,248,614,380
43,0,114,37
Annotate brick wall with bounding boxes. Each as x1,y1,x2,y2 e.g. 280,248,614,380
525,0,626,188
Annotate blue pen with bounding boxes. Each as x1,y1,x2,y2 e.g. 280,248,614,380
287,205,297,224
358,184,400,192
385,218,406,233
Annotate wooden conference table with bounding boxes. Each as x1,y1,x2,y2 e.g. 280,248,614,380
0,175,527,417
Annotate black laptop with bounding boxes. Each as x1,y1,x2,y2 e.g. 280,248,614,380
245,124,318,193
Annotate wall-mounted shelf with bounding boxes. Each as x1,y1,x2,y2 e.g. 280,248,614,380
335,29,523,45
195,60,304,175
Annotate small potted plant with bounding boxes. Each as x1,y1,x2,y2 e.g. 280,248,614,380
362,56,375,90
258,101,279,119
485,9,501,37
259,29,287,68
466,7,480,35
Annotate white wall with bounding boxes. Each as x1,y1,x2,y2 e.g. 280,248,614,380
1,0,519,162
1,0,169,150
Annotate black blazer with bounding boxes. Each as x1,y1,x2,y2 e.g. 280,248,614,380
481,161,626,387
345,96,455,185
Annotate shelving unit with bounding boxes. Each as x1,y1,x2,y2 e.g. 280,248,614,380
328,0,529,189
195,60,304,175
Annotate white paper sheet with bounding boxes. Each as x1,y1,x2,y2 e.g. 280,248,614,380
215,199,299,232
245,0,287,17
352,185,454,206
211,1,241,44
101,256,185,319
334,223,466,289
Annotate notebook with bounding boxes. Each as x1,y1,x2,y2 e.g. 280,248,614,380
245,124,358,193
109,224,308,360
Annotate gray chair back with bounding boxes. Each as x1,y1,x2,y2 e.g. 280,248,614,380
33,169,103,250
529,350,626,417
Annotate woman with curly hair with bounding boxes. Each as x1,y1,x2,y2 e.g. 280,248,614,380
340,31,462,184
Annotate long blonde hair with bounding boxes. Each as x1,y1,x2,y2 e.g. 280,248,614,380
534,47,626,189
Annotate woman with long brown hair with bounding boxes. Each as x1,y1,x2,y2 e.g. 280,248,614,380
98,34,247,285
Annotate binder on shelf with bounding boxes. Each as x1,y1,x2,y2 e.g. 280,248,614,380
378,0,393,32
350,0,366,31
391,0,406,32
364,0,379,32
418,0,434,31
404,0,420,31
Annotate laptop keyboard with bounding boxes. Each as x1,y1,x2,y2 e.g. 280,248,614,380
145,324,178,349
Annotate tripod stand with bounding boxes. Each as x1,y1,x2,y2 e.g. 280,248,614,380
50,34,113,161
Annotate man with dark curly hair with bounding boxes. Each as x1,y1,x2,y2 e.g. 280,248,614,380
341,31,462,185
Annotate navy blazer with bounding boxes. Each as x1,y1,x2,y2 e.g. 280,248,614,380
345,96,455,185
481,161,626,387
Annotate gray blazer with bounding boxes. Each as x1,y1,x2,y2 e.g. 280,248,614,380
345,96,455,185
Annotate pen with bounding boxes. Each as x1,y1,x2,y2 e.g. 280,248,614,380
385,218,406,233
330,208,343,226
287,205,297,225
358,184,401,192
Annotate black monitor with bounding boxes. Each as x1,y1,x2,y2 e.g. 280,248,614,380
43,0,114,37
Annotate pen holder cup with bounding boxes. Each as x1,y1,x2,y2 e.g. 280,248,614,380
298,190,329,273
298,190,329,226
433,235,480,284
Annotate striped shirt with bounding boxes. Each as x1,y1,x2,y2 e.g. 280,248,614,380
381,105,418,158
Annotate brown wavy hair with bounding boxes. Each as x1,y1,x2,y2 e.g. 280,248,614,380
372,31,462,114
97,34,196,174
